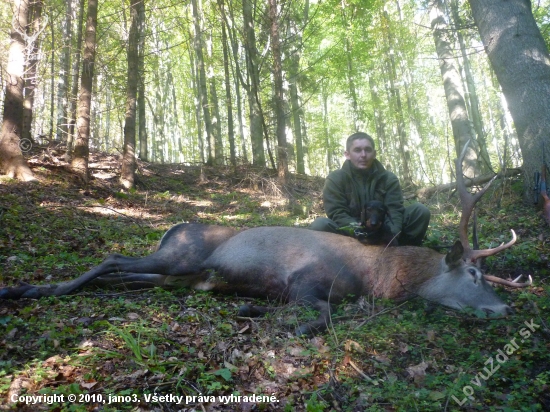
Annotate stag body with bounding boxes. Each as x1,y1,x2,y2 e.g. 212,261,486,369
0,223,512,335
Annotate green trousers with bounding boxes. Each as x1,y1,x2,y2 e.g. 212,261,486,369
309,203,430,246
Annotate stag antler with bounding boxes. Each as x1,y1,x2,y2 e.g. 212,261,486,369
455,141,523,287
484,274,533,288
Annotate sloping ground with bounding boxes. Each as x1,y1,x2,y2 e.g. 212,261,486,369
0,150,549,411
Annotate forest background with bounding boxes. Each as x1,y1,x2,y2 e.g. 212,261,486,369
1,0,550,194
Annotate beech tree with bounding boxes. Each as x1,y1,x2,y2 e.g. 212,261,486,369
468,0,550,201
71,0,99,181
121,0,141,189
0,0,36,182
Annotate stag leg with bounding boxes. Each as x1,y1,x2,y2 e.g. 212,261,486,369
0,253,171,300
294,299,335,336
238,298,335,337
237,304,277,317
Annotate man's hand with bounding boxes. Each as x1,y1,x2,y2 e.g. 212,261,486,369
337,222,364,238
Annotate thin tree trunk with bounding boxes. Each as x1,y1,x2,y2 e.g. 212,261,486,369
188,40,204,163
210,75,223,165
66,0,85,162
191,0,213,165
22,0,43,145
383,10,412,187
242,0,265,166
0,0,36,181
137,0,147,161
71,0,98,181
219,8,236,167
344,38,361,132
369,74,387,155
221,1,248,163
269,0,287,182
288,0,309,175
322,87,334,172
56,0,71,142
121,0,140,189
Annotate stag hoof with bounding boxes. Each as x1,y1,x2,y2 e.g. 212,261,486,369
237,305,252,317
295,324,314,337
237,304,271,318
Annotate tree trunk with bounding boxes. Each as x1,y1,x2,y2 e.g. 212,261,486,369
369,74,387,155
191,0,213,165
468,0,550,202
0,0,36,181
288,0,309,175
322,87,334,172
71,0,98,182
222,1,248,163
268,0,288,182
22,0,43,145
209,75,223,165
219,8,236,167
137,0,147,162
430,0,478,178
383,10,412,187
344,38,361,132
56,0,71,142
66,0,85,162
188,40,204,163
121,0,140,189
449,0,492,174
242,0,265,166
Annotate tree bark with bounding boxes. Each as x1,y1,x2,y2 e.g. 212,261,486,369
66,0,85,162
449,0,492,174
383,10,412,187
269,0,288,182
242,0,265,166
71,0,98,182
288,0,309,175
191,0,213,165
22,0,43,146
0,0,36,181
219,7,236,167
121,0,140,189
137,0,147,161
430,0,478,178
468,0,550,202
56,0,72,142
221,1,248,163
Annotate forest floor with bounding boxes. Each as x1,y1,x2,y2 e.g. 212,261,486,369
0,148,549,411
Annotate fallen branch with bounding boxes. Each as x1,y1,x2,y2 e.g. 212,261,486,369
415,169,521,200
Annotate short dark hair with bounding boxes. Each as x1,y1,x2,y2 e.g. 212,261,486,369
346,132,375,152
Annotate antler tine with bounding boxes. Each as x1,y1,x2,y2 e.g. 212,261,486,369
484,273,532,288
455,140,517,262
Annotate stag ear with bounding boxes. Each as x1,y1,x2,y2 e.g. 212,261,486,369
445,241,464,268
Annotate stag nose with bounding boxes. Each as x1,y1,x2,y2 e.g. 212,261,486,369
483,305,513,316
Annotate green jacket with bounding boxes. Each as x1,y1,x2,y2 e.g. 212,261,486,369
323,159,405,235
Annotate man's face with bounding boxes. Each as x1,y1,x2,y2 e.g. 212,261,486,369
345,138,376,170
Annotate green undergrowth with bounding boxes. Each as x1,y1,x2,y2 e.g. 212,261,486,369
0,162,549,411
